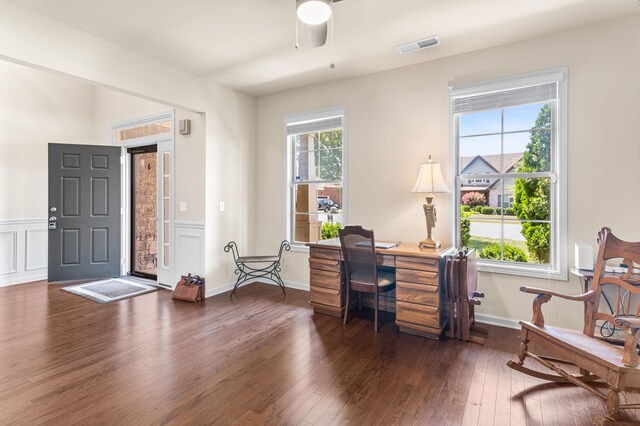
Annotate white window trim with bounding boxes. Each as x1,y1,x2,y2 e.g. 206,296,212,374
110,110,176,285
283,106,348,252
449,67,568,280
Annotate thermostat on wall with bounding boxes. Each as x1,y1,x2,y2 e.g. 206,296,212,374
179,119,191,135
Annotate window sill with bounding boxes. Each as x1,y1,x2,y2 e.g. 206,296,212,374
477,261,568,281
289,244,310,254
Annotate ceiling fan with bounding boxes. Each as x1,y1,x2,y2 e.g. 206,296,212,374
295,0,343,48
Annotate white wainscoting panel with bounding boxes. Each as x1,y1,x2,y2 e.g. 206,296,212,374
0,231,18,274
173,221,205,289
26,229,48,271
0,218,48,286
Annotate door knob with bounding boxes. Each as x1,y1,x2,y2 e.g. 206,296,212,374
50,207,57,212
49,216,57,222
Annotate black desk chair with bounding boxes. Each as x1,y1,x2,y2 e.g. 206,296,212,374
338,225,396,332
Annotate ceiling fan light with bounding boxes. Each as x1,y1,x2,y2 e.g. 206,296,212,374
296,0,332,25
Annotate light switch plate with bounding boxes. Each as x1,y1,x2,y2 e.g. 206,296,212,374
219,201,225,212
179,201,187,212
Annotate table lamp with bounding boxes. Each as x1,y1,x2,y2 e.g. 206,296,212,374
412,156,450,248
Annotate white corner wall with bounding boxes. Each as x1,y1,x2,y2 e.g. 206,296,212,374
0,60,98,286
255,14,640,330
0,60,97,219
0,0,257,292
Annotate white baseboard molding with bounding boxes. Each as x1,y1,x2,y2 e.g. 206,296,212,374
0,271,47,287
204,278,309,299
474,313,521,330
204,283,235,299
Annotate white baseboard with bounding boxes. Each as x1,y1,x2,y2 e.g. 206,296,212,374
474,313,521,330
204,278,309,299
0,271,47,287
202,279,521,331
204,283,235,299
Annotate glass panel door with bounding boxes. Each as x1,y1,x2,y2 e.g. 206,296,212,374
129,145,158,279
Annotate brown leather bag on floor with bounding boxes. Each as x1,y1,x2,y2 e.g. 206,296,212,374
172,274,205,302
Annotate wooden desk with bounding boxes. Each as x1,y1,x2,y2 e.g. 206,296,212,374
306,239,453,340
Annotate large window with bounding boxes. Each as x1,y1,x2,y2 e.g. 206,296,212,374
451,69,567,279
285,108,346,247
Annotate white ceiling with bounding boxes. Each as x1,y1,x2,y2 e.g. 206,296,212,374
8,0,640,97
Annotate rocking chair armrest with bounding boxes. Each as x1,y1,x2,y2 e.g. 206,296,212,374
520,286,596,302
614,317,640,367
520,287,597,327
614,316,640,329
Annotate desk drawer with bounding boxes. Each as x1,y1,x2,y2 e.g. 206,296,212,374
310,284,342,308
377,254,395,267
310,248,341,261
396,282,438,306
396,269,439,286
396,301,440,329
396,256,440,272
310,269,341,291
309,257,341,272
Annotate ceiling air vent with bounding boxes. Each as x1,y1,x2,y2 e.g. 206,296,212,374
395,36,439,54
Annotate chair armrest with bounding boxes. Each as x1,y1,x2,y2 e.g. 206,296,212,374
614,316,640,329
519,287,596,327
520,286,596,302
614,317,640,367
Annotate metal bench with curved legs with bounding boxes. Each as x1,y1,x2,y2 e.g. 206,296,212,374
224,240,291,299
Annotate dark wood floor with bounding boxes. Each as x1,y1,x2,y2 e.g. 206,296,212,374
1,281,639,425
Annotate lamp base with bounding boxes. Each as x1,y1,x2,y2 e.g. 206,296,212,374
419,238,441,249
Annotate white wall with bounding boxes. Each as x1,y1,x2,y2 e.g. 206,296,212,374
0,60,99,286
255,14,640,330
0,60,97,219
0,0,257,292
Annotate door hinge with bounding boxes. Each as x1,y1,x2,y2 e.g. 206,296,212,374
120,155,125,165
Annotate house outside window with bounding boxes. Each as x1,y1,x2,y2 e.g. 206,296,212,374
451,68,567,279
285,107,346,247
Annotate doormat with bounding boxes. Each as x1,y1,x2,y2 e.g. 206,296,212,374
61,277,160,304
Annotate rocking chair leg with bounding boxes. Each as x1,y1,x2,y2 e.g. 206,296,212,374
517,330,529,365
605,388,620,421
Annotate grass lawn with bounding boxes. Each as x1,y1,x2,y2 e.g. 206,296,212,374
467,236,529,254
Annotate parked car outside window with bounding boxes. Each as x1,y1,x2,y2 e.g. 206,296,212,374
318,198,340,212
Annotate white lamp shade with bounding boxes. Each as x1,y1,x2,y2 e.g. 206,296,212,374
296,0,332,25
412,162,450,194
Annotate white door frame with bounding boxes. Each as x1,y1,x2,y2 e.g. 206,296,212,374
109,110,175,287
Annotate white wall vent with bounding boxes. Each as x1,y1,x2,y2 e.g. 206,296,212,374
395,36,439,54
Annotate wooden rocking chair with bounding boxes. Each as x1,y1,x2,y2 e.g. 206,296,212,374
507,227,640,425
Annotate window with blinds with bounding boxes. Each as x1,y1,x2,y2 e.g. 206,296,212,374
285,108,346,245
451,69,567,279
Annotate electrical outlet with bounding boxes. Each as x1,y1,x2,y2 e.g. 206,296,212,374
219,201,225,212
179,201,187,212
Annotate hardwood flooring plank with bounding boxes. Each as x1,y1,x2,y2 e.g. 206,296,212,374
1,281,639,425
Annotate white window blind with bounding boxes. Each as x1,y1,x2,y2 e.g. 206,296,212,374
453,82,557,114
286,116,343,136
